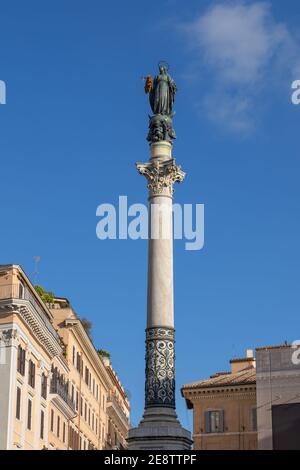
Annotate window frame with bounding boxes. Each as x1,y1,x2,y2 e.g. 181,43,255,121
50,409,54,433
16,386,21,420
27,399,32,430
17,345,26,376
40,410,45,440
28,359,35,389
41,373,47,400
204,409,224,433
57,415,60,438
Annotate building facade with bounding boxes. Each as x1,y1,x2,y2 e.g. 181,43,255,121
182,351,257,450
0,264,65,449
256,345,300,450
49,297,115,450
0,264,130,450
103,355,130,450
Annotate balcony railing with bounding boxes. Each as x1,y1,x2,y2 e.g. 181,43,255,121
107,392,130,427
50,378,76,412
0,283,59,341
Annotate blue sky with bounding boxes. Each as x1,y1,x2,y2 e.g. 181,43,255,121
1,0,300,429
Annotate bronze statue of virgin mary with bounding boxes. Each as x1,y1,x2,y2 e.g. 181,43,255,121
144,63,177,143
147,64,177,116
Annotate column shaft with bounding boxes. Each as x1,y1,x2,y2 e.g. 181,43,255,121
136,142,185,411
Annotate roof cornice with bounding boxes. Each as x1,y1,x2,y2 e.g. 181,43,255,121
65,319,113,390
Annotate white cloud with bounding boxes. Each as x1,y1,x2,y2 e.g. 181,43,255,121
185,1,300,133
203,90,255,133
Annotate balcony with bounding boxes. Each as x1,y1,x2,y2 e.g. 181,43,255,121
0,284,58,337
107,392,130,432
50,377,76,420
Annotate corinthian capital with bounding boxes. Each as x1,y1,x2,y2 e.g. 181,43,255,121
0,328,18,347
136,159,185,196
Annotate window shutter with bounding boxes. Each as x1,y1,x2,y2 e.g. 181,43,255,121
50,409,54,432
42,374,47,399
16,387,21,419
32,363,35,388
22,349,26,375
17,346,21,372
28,361,31,385
27,399,32,430
219,410,224,432
252,408,257,431
18,347,26,376
204,411,210,433
40,410,44,439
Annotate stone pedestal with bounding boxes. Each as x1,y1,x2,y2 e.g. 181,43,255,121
127,141,192,450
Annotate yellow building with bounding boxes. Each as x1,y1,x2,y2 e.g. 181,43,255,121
49,297,115,450
103,355,130,449
0,264,66,449
0,264,130,450
182,351,257,450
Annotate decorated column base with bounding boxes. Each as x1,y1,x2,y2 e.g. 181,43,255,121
127,410,192,450
127,327,192,450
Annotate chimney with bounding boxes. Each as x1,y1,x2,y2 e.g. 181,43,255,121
230,349,256,374
101,355,111,367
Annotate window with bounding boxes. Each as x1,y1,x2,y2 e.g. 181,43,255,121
28,360,35,388
251,407,257,431
96,418,98,436
84,402,87,421
69,427,79,450
18,283,24,299
71,384,74,403
76,352,81,373
57,415,60,438
72,346,75,365
89,372,91,389
76,391,79,411
92,412,94,431
85,366,89,386
88,408,91,426
204,410,224,433
17,345,26,376
27,399,32,430
93,378,95,396
63,422,66,443
50,409,54,432
40,410,44,439
80,396,83,417
96,385,98,400
41,373,47,399
16,387,21,420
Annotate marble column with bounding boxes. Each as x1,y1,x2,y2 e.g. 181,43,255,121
127,141,192,450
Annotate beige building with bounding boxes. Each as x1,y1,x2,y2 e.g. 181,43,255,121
182,351,257,450
103,356,130,450
0,264,66,449
256,345,300,450
49,297,115,450
0,264,130,450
